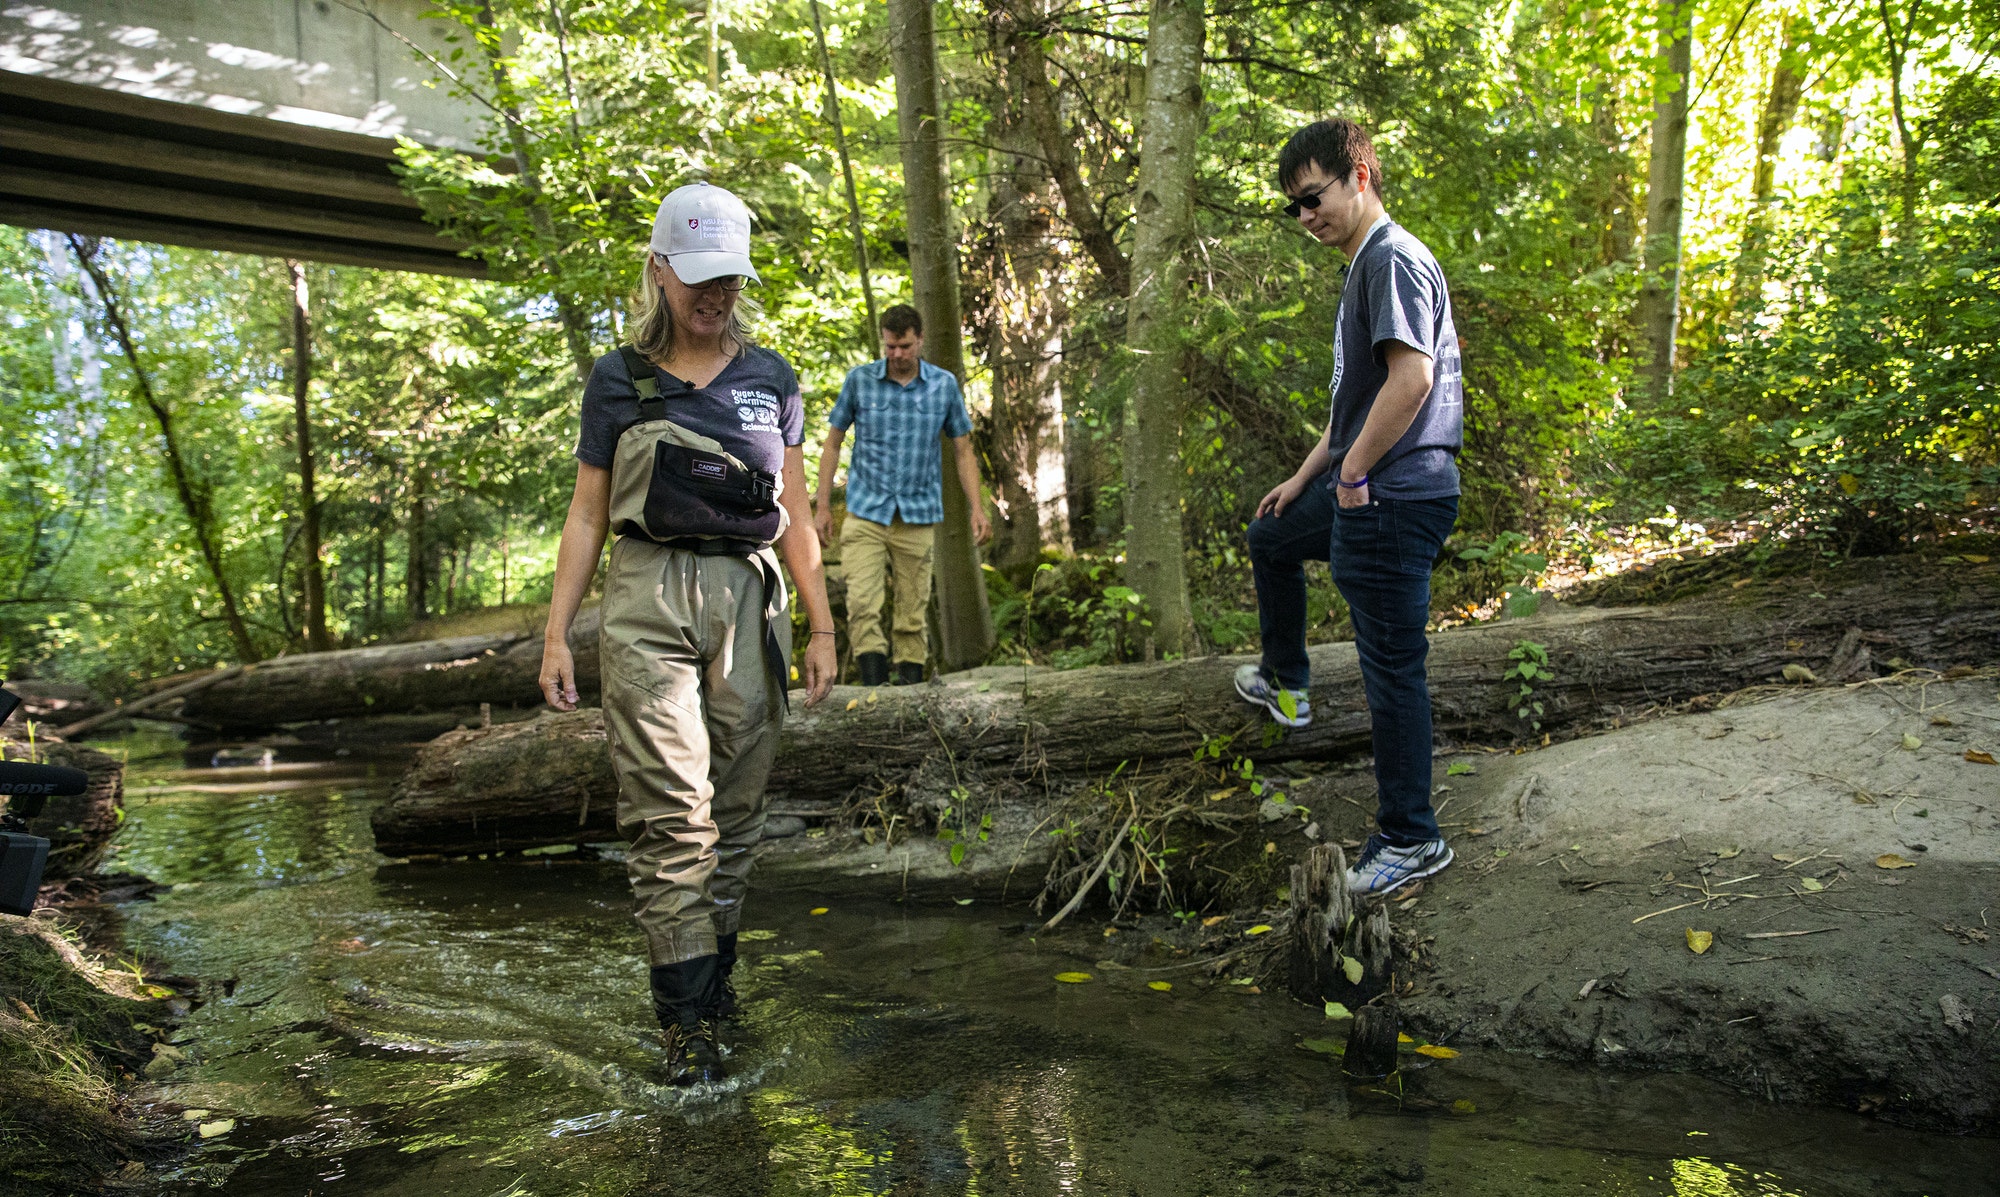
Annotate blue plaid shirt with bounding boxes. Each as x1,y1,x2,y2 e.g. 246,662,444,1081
828,359,973,526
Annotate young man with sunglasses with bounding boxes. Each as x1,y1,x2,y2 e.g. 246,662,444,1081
1236,118,1465,896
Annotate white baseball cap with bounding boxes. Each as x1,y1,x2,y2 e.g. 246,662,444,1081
649,182,760,285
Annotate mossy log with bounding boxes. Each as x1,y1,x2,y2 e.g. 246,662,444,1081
370,558,2000,856
171,610,601,730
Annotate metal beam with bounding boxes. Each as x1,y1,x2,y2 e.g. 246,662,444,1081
0,70,483,277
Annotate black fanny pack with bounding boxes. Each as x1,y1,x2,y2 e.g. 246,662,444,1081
611,345,784,547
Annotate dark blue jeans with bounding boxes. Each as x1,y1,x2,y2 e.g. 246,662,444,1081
1247,484,1458,846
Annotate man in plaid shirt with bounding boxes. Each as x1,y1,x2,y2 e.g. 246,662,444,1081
812,305,990,686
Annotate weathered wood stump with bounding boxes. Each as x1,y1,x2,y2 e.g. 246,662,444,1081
1343,1004,1401,1079
1286,844,1394,1008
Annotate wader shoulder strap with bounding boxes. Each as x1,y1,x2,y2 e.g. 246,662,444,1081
617,344,675,420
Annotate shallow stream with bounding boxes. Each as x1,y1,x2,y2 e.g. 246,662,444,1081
101,734,1993,1196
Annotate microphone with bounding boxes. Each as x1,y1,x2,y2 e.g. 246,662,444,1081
2,684,91,916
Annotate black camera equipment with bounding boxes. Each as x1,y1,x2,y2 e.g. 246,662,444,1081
1,685,90,917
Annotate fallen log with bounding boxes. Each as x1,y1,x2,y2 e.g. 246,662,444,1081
171,610,601,730
57,666,241,739
371,557,2000,856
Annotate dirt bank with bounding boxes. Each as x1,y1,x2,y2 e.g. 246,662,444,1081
1383,673,2000,1134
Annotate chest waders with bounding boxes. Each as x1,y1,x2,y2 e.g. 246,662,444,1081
597,346,790,1083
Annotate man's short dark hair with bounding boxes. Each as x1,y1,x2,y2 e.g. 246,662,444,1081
1277,119,1384,196
880,304,923,337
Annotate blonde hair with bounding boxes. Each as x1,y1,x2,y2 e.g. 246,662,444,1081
629,251,758,362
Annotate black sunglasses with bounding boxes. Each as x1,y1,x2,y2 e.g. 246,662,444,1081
1282,179,1340,219
653,254,747,292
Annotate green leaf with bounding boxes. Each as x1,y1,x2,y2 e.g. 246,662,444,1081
1323,1001,1353,1020
1341,956,1364,985
1446,761,1476,777
949,841,967,867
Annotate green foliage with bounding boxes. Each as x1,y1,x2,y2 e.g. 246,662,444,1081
1617,192,2000,553
1505,639,1552,730
1457,532,1550,617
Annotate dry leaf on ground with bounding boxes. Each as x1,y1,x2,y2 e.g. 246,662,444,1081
1415,1044,1461,1059
1966,749,1997,765
1054,972,1092,983
1686,928,1715,954
1874,854,1917,870
1148,981,1172,992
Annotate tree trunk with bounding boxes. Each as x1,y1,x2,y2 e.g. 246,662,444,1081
1876,0,1923,235
1635,0,1693,407
1731,24,1806,309
889,0,994,669
369,558,2000,856
1120,0,1204,655
175,608,601,729
1004,3,1132,297
288,261,332,653
810,0,880,355
406,469,429,623
474,0,595,384
65,235,260,664
984,46,1070,573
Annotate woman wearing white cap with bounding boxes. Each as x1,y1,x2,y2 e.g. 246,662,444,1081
538,182,838,1085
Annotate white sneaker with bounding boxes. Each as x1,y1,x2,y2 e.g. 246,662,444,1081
1233,664,1312,728
1345,834,1453,896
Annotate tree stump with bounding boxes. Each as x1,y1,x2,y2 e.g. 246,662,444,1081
1343,1003,1401,1079
1286,843,1395,1009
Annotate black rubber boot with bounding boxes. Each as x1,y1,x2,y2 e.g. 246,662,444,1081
894,660,925,686
650,954,726,1086
856,652,890,686
716,931,739,1020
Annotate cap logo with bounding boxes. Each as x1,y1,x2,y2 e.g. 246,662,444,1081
688,218,699,229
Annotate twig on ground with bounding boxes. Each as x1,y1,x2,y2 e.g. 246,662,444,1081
1040,808,1137,933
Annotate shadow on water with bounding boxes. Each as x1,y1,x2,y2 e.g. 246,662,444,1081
104,738,1996,1196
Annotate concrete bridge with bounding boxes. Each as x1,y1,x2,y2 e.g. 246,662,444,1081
1,1,492,274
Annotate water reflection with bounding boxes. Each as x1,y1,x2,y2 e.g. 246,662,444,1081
101,744,1995,1196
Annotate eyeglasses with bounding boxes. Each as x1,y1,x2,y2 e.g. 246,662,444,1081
1282,179,1340,219
653,254,747,292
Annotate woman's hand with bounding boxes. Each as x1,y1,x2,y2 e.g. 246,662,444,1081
801,633,838,707
540,639,580,711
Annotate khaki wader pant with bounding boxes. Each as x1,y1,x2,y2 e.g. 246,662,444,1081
839,515,935,665
600,537,790,967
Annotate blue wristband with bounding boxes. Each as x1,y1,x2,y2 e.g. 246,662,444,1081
1336,475,1368,489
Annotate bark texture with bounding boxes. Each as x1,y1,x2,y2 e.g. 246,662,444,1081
1635,0,1693,406
177,609,601,728
289,261,331,653
889,0,994,668
1120,0,1204,654
370,559,2000,856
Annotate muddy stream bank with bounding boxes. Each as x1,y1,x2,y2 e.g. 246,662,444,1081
74,719,2000,1194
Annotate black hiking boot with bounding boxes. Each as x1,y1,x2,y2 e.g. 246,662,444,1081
650,955,727,1086
856,652,890,687
894,660,925,686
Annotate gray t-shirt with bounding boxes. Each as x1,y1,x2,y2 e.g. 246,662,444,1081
1327,219,1464,500
574,345,805,476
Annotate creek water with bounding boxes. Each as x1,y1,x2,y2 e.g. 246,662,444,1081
101,734,1991,1196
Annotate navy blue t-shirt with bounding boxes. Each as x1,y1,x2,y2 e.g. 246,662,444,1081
574,345,805,477
1327,219,1464,499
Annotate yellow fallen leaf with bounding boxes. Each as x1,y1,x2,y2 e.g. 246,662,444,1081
1415,1044,1460,1059
1901,733,1923,751
1055,972,1092,983
1147,981,1172,992
1264,841,1277,854
1201,915,1226,927
1686,928,1714,955
1874,853,1916,870
1341,957,1364,985
1781,663,1819,684
1246,924,1273,936
1208,788,1237,802
866,691,879,704
1452,1099,1478,1114
1800,876,1824,892
1397,1032,1415,1043
196,1119,235,1139
845,698,859,711
1963,554,1991,564
1966,749,1997,765
809,906,830,915
1323,1001,1352,1020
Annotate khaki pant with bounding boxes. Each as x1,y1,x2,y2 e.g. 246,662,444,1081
839,516,934,665
599,538,789,967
